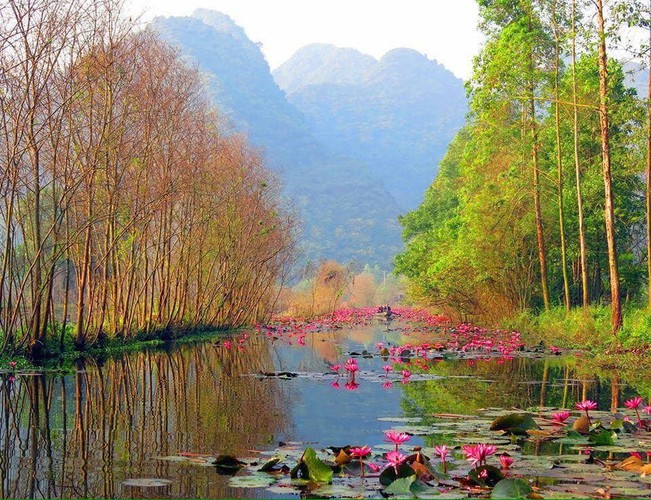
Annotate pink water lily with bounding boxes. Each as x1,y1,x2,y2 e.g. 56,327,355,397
385,451,407,473
463,443,497,468
401,369,412,379
499,454,514,470
350,446,372,478
576,400,597,421
625,397,645,423
625,397,644,410
350,446,372,458
384,430,411,451
551,411,571,425
434,445,449,472
330,363,342,374
344,358,359,374
367,462,381,473
8,361,16,369
383,364,392,374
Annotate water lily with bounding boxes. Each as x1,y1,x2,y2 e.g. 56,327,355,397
625,396,644,410
499,454,514,470
8,361,16,369
223,340,232,349
463,443,497,468
401,369,411,380
384,430,410,451
330,380,340,389
625,396,645,424
330,363,341,374
350,446,372,478
344,358,359,374
551,410,571,425
575,400,597,421
385,451,407,474
383,364,392,374
434,445,449,472
367,462,381,473
382,381,393,390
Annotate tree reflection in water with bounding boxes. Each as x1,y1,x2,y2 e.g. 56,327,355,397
1,323,650,499
0,336,288,498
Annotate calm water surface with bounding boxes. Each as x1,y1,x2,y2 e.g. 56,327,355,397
0,320,638,498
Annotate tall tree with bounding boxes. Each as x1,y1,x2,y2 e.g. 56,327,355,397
595,0,622,333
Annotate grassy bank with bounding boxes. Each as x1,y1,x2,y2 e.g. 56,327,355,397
0,326,238,372
502,305,651,352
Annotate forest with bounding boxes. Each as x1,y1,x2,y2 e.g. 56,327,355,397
0,0,295,357
397,0,651,342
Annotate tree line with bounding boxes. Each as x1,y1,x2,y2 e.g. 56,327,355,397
397,0,651,334
0,0,295,356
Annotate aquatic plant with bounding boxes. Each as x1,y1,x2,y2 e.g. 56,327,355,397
384,430,410,451
350,446,372,477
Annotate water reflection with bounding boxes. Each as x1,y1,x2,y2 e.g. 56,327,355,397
0,337,289,498
0,322,648,498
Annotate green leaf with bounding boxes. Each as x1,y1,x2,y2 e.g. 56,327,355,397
489,413,539,435
384,475,417,497
302,447,333,483
380,463,417,486
491,478,533,499
468,465,503,487
588,428,616,446
259,456,283,472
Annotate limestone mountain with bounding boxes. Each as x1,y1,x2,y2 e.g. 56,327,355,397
152,11,404,268
151,11,467,267
274,44,467,210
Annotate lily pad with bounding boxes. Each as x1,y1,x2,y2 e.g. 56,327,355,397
490,478,532,499
302,447,334,483
489,413,539,435
383,475,417,497
228,473,277,488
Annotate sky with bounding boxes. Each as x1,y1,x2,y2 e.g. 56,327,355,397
126,0,484,80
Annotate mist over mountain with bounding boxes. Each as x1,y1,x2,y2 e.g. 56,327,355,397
274,44,467,210
152,10,466,268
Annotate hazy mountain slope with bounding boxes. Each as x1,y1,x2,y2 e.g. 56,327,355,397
273,43,376,94
274,45,467,210
152,11,403,267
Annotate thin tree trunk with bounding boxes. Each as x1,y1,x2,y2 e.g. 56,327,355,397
572,0,589,307
531,94,550,310
596,0,622,334
552,0,570,310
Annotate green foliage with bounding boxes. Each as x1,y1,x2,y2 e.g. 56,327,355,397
397,0,648,327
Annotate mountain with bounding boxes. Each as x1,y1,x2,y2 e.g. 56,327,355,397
274,44,467,210
152,11,404,268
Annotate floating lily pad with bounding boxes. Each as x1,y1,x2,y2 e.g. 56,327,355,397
228,473,277,488
489,413,539,435
490,478,533,499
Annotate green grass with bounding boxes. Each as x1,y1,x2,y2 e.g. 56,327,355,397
503,304,651,352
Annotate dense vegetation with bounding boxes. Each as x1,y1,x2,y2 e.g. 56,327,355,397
397,0,651,338
0,0,294,357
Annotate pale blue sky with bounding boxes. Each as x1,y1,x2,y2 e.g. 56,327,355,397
127,0,483,80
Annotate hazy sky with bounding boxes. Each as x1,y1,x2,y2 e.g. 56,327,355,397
127,0,483,80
